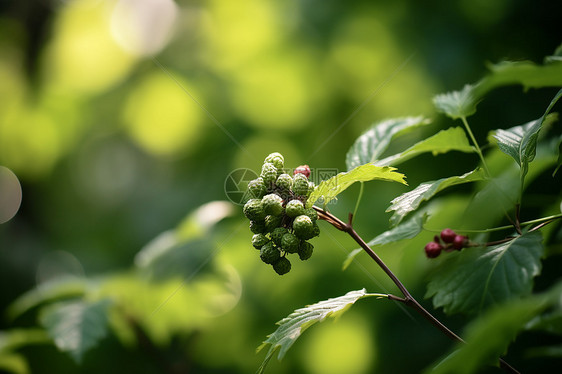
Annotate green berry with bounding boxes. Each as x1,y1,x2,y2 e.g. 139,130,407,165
264,215,282,232
261,162,278,185
311,222,320,238
260,242,281,264
281,233,299,253
262,193,284,216
247,177,266,199
273,257,291,275
304,208,318,221
293,215,314,239
243,199,265,221
252,234,270,249
298,241,314,261
292,173,309,196
285,199,305,218
271,227,288,246
276,173,293,192
249,220,266,234
264,152,284,170
307,182,315,196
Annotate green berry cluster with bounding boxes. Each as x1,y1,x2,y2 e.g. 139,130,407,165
243,153,320,275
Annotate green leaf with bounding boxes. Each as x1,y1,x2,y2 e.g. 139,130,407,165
378,127,474,166
7,276,88,321
256,289,381,374
433,84,478,119
426,231,544,315
343,213,427,270
0,353,29,374
553,134,562,176
386,168,486,227
307,164,407,208
345,116,431,170
493,90,562,180
40,299,112,363
426,281,562,374
0,329,50,351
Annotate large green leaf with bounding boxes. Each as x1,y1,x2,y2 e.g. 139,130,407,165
256,289,381,374
434,57,562,119
493,91,562,181
426,231,544,315
345,116,431,170
40,299,112,363
306,164,407,208
386,169,486,227
343,213,427,270
7,277,88,321
426,281,562,374
378,127,474,166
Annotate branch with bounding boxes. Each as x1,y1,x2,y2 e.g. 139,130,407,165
313,206,520,374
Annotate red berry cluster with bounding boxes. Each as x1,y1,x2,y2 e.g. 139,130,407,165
424,228,469,258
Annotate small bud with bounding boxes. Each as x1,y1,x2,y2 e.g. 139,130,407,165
252,234,270,249
247,177,267,199
273,257,291,275
264,215,282,232
260,242,281,264
298,241,314,261
271,227,288,246
440,228,456,243
276,173,293,192
425,241,443,258
249,220,266,234
243,199,266,221
292,173,309,197
261,162,278,185
264,152,284,170
262,193,284,216
281,233,299,253
286,199,305,218
294,165,311,179
293,215,314,240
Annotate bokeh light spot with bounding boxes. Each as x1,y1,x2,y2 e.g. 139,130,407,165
0,166,22,224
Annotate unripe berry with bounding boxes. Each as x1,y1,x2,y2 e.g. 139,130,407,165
440,228,456,243
247,177,267,199
293,165,311,179
271,227,288,246
249,220,266,234
264,215,282,232
262,193,284,216
311,222,320,238
425,242,443,258
304,208,318,221
264,152,284,170
260,242,281,264
243,199,265,221
298,241,314,261
293,215,314,240
273,257,291,275
285,199,305,218
453,235,468,250
276,173,293,192
281,233,299,253
292,173,309,197
252,234,270,249
261,162,278,185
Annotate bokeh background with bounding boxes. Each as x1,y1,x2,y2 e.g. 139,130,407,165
0,0,561,373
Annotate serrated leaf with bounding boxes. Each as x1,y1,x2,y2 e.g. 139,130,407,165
343,213,427,270
7,276,88,321
386,169,486,227
40,299,111,363
378,127,474,166
256,289,381,374
427,281,562,374
493,90,562,180
306,164,407,208
345,116,431,170
426,231,544,315
433,84,478,119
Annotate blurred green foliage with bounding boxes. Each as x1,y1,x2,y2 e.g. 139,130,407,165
0,0,561,373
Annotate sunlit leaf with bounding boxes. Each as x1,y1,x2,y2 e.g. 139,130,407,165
307,164,407,208
40,299,112,364
386,169,486,227
0,329,50,351
7,276,88,321
345,116,431,170
426,281,562,374
433,84,478,119
343,213,427,270
378,127,474,166
256,289,381,374
0,352,29,374
426,231,544,315
493,90,562,180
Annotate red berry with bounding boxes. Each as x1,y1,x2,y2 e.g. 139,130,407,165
425,242,443,258
440,228,456,243
452,235,468,250
294,165,311,179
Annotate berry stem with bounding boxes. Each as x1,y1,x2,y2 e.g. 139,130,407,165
460,116,491,178
313,206,520,374
424,213,562,234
